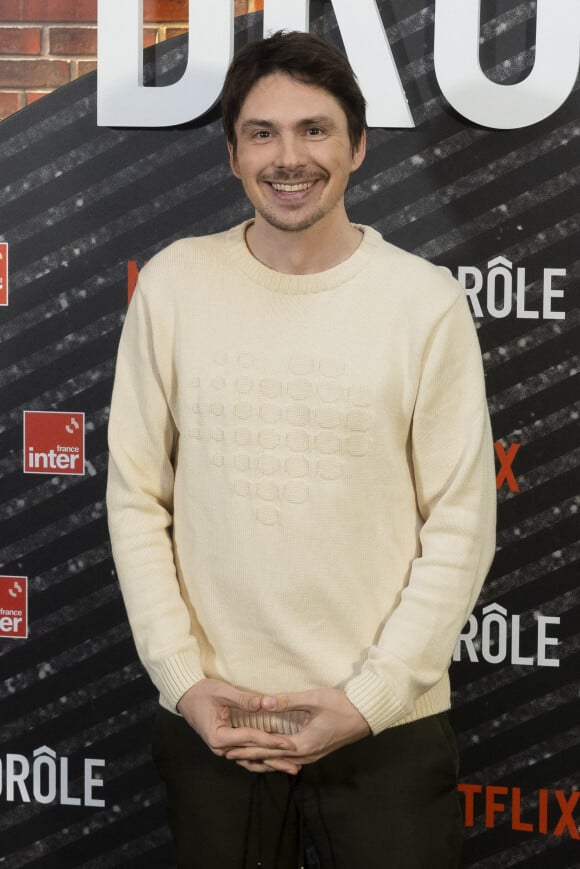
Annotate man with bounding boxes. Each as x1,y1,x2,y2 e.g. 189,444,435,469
107,30,496,868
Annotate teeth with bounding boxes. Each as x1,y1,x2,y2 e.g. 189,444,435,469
271,182,314,192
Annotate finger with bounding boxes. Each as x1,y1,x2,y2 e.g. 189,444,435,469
261,691,313,713
225,745,297,761
283,732,320,763
220,727,314,761
261,692,290,712
198,679,262,713
261,730,323,766
236,760,275,774
264,758,302,775
214,725,296,752
232,690,262,713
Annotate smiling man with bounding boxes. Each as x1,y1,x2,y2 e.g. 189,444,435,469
228,71,365,260
107,31,496,869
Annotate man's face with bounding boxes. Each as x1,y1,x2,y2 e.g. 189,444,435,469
228,73,366,234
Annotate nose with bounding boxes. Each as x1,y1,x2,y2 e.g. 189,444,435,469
274,133,307,170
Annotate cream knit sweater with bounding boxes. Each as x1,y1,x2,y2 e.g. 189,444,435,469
106,221,496,735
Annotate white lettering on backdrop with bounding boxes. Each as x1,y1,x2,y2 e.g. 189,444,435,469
97,0,580,129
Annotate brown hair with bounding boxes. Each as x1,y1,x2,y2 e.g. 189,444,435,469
221,31,367,154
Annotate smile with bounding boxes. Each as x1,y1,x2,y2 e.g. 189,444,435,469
270,181,316,192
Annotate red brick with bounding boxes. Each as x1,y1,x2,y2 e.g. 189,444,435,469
236,0,258,13
0,90,22,119
144,0,253,22
0,1,97,23
26,90,50,104
144,0,255,22
0,27,42,55
143,0,188,22
166,28,187,40
76,59,97,77
0,59,69,88
143,28,159,48
49,26,97,55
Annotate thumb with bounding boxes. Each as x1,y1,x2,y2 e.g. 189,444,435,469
234,690,262,712
260,693,310,734
262,693,288,712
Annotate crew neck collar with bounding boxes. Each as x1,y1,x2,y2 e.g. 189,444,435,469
226,219,380,295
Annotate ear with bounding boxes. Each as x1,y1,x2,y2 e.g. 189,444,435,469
227,140,241,179
351,129,367,172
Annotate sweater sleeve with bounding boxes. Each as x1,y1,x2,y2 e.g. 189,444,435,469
106,276,204,710
345,290,496,733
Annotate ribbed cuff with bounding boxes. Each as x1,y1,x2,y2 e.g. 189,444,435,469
345,669,451,735
153,649,205,711
345,669,406,734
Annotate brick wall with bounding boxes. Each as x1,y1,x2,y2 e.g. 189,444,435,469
0,0,264,121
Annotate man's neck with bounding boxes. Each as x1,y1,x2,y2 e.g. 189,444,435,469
245,213,363,276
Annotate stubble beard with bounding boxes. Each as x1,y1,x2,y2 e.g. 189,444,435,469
255,202,329,233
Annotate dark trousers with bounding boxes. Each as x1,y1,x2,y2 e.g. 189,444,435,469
152,707,463,869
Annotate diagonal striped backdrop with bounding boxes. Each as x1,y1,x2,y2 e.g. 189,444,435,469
0,2,578,865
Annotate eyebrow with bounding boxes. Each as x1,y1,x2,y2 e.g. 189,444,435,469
299,116,337,129
240,119,275,131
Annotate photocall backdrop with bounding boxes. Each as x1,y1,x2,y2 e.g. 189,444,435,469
0,1,578,866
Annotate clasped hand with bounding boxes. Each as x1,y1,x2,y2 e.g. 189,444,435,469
177,678,371,775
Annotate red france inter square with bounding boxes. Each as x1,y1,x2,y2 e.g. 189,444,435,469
0,576,28,639
0,243,7,306
23,411,85,476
